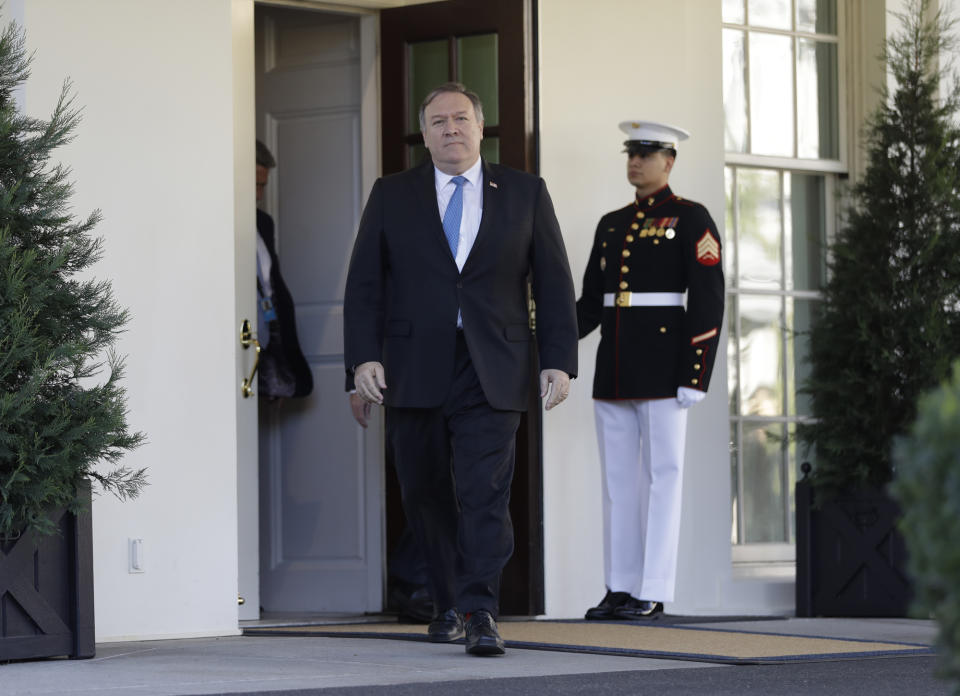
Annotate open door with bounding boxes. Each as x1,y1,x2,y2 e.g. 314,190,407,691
255,4,383,615
380,0,543,616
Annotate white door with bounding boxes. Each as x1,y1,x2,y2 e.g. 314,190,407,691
255,5,382,613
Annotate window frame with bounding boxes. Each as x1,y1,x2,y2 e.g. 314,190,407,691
723,0,846,570
722,0,848,171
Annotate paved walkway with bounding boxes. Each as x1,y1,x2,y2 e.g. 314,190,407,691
0,618,949,695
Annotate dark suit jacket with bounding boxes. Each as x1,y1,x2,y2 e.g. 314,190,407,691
257,209,313,398
344,159,578,411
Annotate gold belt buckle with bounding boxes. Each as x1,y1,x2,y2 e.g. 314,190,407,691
616,291,631,307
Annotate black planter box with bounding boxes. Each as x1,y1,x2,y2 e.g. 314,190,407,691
795,478,911,617
0,482,94,660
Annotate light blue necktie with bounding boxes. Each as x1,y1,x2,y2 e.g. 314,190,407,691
442,176,467,256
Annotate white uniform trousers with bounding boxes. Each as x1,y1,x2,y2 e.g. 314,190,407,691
594,398,688,603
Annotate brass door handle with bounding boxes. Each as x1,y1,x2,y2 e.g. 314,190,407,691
240,319,261,398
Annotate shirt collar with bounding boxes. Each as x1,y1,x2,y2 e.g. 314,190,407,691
434,156,483,191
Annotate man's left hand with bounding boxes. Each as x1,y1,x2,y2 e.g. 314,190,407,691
349,392,372,428
540,369,571,410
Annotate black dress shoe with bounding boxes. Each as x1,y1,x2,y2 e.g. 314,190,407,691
584,589,632,620
427,608,464,642
613,598,663,620
464,609,505,656
398,587,434,624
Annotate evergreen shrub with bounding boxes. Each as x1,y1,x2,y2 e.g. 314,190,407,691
892,362,960,694
798,0,960,499
0,20,144,537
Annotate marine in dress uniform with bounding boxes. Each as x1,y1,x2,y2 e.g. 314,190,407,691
577,121,724,619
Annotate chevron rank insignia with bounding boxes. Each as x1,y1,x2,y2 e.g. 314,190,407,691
696,230,720,266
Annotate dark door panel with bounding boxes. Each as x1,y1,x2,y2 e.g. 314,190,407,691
380,0,542,616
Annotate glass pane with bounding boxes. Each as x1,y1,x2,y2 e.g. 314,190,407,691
480,136,499,164
736,168,782,290
739,295,784,416
723,29,748,153
723,0,745,23
730,421,740,544
797,0,837,34
789,298,819,417
785,296,796,416
741,422,787,542
787,422,798,542
786,173,826,290
457,34,499,128
724,167,737,282
408,143,428,169
748,0,791,30
749,33,794,156
797,39,839,159
727,293,739,414
408,39,449,134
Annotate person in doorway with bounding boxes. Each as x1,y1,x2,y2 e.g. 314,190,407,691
577,121,724,620
344,82,578,655
256,140,312,400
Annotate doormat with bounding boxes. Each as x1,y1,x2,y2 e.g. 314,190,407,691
242,620,934,665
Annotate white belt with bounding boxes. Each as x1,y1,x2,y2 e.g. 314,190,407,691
603,292,685,308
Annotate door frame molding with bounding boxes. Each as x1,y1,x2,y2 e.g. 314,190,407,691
240,2,383,620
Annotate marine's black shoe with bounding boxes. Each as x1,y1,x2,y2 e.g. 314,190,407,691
613,598,664,620
584,589,632,620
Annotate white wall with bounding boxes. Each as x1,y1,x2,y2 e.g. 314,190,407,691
538,0,748,617
21,0,254,640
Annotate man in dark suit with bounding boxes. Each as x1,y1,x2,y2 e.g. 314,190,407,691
344,82,578,656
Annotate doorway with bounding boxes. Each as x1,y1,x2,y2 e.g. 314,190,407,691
254,3,383,615
248,0,541,620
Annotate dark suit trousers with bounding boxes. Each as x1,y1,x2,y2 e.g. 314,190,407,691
387,332,521,618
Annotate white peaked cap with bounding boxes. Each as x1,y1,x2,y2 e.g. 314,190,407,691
619,120,691,150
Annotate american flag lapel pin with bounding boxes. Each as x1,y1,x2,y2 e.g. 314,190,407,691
489,180,498,188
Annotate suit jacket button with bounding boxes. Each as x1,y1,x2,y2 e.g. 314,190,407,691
456,281,463,288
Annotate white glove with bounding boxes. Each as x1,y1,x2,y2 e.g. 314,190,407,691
676,387,706,409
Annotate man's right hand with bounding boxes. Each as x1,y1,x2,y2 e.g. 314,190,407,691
355,361,386,404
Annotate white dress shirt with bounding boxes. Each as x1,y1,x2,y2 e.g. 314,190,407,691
435,157,483,328
434,156,484,272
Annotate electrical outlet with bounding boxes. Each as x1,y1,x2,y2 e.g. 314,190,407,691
128,538,144,573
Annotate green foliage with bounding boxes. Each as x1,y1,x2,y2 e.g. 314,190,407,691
0,21,145,537
892,361,960,694
798,0,960,499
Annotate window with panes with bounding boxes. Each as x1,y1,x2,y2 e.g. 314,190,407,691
722,0,841,567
